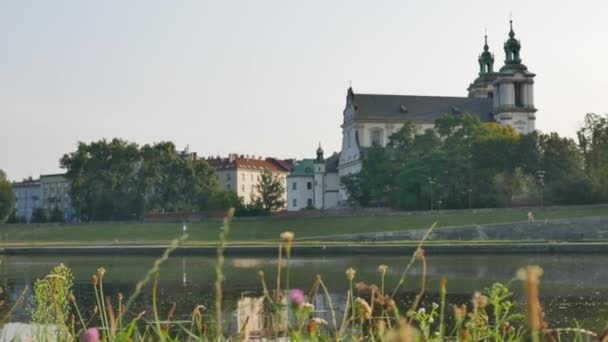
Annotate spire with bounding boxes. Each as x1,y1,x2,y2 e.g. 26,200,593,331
316,143,324,162
478,34,494,75
504,19,522,65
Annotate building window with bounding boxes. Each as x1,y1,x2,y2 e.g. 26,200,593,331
307,198,313,207
242,174,245,181
347,130,351,148
251,174,254,181
514,83,524,107
242,185,245,192
307,182,312,190
370,128,384,146
292,182,297,190
226,173,231,181
293,199,297,208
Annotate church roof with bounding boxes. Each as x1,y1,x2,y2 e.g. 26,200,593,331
288,159,315,177
352,93,494,123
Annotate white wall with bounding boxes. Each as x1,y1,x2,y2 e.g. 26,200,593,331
286,176,314,211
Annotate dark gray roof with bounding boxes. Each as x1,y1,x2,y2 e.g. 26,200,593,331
325,152,340,173
353,93,494,123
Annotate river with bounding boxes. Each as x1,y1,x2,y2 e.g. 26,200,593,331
0,253,606,334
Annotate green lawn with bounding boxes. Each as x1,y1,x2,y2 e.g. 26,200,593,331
0,206,607,245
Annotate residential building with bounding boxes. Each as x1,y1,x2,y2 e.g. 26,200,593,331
39,173,72,221
287,145,340,211
12,178,41,222
337,21,537,204
208,154,291,207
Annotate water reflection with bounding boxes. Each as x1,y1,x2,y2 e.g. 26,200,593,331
0,254,606,333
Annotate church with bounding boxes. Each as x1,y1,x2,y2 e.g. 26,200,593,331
287,21,537,210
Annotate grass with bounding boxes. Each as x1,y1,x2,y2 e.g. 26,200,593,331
0,206,608,245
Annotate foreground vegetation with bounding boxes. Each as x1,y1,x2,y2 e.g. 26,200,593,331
0,211,606,341
0,206,608,245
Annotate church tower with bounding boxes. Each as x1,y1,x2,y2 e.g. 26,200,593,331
468,35,498,98
492,21,537,134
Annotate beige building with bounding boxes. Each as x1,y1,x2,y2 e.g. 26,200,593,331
40,173,73,220
208,154,291,207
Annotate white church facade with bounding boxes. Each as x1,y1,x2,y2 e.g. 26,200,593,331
288,21,537,209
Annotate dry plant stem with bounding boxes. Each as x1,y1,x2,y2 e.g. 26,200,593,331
317,276,339,334
70,295,88,331
215,210,234,340
338,289,352,339
258,272,275,305
391,222,436,299
93,277,108,336
121,233,188,327
543,328,598,337
407,251,427,324
438,277,447,342
276,243,282,302
152,272,166,342
0,286,27,324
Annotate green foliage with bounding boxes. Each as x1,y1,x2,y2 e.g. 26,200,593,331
49,207,65,223
345,113,599,209
29,263,74,326
0,170,15,223
577,113,608,202
6,208,26,224
31,207,48,223
60,139,225,221
253,170,286,211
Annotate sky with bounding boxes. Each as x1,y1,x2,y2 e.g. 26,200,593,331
2,0,608,181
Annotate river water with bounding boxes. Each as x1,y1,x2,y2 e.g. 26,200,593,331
1,253,607,334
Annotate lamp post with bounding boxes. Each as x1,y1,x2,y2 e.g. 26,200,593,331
537,170,546,208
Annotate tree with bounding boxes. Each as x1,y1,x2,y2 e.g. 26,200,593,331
253,170,286,211
49,207,65,223
577,113,608,201
31,208,48,223
0,170,15,223
61,139,224,221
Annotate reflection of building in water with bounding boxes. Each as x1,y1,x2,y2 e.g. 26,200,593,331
235,292,287,340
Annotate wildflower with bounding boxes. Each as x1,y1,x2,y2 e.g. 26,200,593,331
258,270,264,278
303,302,315,311
453,304,467,321
280,231,294,243
92,275,98,286
432,302,439,310
289,289,305,306
418,308,426,315
312,317,328,325
428,317,435,323
84,327,100,342
354,297,372,320
377,264,388,275
97,267,106,279
355,281,368,291
68,292,76,302
345,267,356,281
472,291,488,308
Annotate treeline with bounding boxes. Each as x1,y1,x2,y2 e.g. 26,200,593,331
342,113,608,210
60,139,241,221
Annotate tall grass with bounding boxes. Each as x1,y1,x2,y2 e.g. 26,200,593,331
0,211,605,341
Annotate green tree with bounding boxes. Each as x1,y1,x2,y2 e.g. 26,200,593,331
577,113,608,201
253,170,286,211
49,207,65,223
0,170,15,223
31,207,48,223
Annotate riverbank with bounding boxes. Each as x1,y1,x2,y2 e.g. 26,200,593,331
1,205,608,245
2,241,608,256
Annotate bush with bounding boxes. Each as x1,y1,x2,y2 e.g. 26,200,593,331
49,206,65,223
31,207,48,223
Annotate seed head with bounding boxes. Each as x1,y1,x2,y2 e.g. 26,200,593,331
472,291,489,309
92,275,98,286
280,231,294,243
345,267,356,281
377,264,389,276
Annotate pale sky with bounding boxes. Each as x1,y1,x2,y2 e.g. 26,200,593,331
2,0,608,181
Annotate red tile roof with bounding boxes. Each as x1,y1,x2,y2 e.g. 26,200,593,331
207,155,292,172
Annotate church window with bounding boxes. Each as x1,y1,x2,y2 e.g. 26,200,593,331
307,182,312,190
293,199,297,208
514,83,524,107
370,128,384,146
292,182,297,190
307,198,313,207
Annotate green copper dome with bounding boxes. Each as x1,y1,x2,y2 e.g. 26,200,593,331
504,20,522,65
478,35,494,75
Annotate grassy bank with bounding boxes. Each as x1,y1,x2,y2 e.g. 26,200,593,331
1,206,608,245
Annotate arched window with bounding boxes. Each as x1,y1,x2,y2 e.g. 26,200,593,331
370,128,384,146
